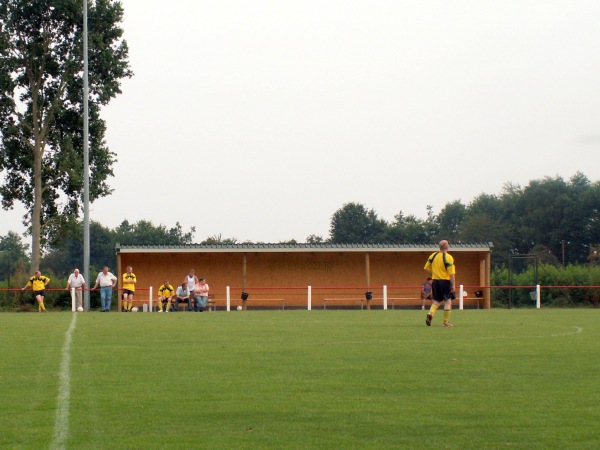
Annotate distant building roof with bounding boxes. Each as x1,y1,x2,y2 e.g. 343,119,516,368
116,243,493,254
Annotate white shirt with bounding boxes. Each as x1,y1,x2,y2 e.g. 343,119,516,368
67,273,86,288
96,271,117,287
176,286,189,298
186,275,196,291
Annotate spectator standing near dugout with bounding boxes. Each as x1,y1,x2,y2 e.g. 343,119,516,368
93,266,118,312
22,270,50,312
185,269,199,302
157,279,175,312
193,277,210,312
424,240,456,327
66,268,87,311
420,277,432,310
122,266,137,312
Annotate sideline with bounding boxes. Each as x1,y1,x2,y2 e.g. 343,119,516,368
50,313,78,450
475,325,583,340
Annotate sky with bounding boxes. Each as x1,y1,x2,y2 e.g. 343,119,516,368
2,0,600,244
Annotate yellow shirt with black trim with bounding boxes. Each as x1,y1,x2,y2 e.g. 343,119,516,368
424,252,455,280
122,273,137,291
158,284,175,298
28,275,50,291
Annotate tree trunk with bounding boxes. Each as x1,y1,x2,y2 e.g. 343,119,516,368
31,143,43,272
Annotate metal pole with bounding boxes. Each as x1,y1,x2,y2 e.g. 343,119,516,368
83,0,91,311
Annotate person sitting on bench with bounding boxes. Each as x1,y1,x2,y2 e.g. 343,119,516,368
175,282,191,312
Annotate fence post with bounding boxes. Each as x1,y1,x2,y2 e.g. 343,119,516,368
459,284,464,310
149,286,153,312
307,285,312,311
71,287,76,312
226,286,231,311
383,285,387,310
536,284,541,309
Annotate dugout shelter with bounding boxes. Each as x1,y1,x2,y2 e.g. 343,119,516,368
115,243,493,311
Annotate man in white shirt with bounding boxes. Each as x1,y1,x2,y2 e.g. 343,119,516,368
93,266,118,312
175,282,191,312
66,268,86,310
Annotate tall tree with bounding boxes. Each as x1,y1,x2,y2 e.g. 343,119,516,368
329,202,387,244
0,230,28,278
386,211,429,243
0,0,132,270
115,220,195,246
436,200,466,241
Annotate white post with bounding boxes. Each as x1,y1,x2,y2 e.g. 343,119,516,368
226,286,231,312
71,287,76,312
307,285,312,311
383,285,388,310
149,286,153,312
536,284,541,309
459,284,464,310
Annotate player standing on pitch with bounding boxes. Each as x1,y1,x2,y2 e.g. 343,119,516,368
424,240,456,327
22,270,51,312
122,265,136,312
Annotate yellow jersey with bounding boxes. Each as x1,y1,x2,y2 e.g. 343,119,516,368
158,284,174,298
28,275,50,291
424,252,455,280
122,273,137,291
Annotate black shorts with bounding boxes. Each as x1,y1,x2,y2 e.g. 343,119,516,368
33,290,45,297
123,289,135,296
432,280,453,302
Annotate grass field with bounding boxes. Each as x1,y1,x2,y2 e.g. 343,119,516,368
0,309,598,449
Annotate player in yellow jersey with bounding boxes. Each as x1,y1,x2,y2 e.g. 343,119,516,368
122,266,137,312
157,280,175,312
424,240,456,327
22,271,51,312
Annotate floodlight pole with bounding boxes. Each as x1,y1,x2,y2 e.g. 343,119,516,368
83,0,91,310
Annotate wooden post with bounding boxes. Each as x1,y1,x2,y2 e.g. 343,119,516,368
365,253,371,310
242,253,247,310
117,253,122,312
484,254,491,309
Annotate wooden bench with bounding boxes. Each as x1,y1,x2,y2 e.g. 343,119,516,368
389,297,421,309
122,292,216,312
322,297,422,310
206,293,216,311
236,299,285,310
323,298,367,310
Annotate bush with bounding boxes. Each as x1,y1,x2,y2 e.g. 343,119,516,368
491,264,600,307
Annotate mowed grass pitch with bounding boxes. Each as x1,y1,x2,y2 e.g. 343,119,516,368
0,310,598,449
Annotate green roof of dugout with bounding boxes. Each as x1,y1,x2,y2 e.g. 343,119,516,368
116,243,494,253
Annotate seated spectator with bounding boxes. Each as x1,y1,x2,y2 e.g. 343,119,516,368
193,277,210,312
175,282,191,312
157,279,175,312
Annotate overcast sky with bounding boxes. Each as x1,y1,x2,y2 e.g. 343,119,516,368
3,0,600,244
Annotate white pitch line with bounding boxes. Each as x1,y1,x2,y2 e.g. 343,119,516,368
551,326,583,337
51,313,77,450
475,325,583,340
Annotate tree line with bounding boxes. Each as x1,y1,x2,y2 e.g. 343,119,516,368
327,172,600,266
1,172,599,283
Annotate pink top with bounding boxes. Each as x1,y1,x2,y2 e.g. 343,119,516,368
194,282,210,296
